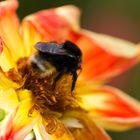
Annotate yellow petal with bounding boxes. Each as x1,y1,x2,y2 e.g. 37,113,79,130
0,0,25,61
20,20,42,56
17,89,33,101
0,88,19,112
0,72,19,90
0,99,38,139
12,100,38,138
0,37,16,72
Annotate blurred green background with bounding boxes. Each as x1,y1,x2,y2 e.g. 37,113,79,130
18,0,140,139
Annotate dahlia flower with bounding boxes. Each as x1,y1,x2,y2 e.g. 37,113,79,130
0,0,140,140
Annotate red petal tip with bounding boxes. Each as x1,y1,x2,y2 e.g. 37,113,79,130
0,0,18,18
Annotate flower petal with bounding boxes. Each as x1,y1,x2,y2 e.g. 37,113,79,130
33,119,53,140
63,111,111,140
77,85,140,130
55,5,80,31
0,0,25,61
34,116,74,140
0,89,19,112
0,89,32,113
24,132,35,140
20,20,42,56
0,99,38,140
76,30,140,81
0,72,19,90
20,5,80,56
61,117,83,128
0,37,16,71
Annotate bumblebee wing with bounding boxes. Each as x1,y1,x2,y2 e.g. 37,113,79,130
35,42,72,56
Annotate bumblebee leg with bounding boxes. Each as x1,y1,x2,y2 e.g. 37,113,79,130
71,71,77,92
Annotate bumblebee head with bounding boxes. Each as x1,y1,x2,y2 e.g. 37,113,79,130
62,40,82,69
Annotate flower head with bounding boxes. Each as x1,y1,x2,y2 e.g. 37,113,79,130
0,0,140,140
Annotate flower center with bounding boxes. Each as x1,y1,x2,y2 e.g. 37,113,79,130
5,41,82,115
17,57,78,114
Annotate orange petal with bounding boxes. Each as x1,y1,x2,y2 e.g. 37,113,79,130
0,99,37,139
63,111,111,140
20,5,80,56
0,0,25,61
76,30,140,82
78,85,140,130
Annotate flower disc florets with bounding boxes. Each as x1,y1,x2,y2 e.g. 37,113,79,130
14,42,80,115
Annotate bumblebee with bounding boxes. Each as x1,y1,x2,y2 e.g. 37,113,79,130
29,40,82,92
